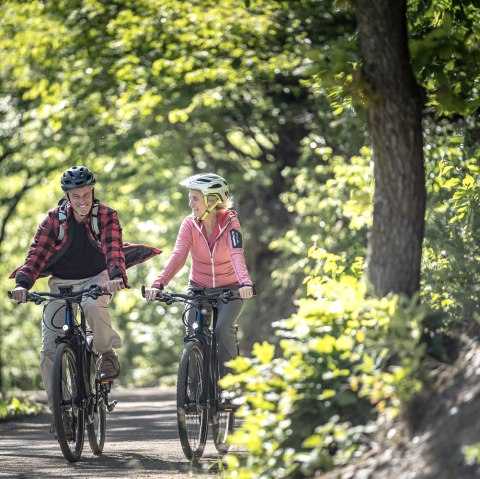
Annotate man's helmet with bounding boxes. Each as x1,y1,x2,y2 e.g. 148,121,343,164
180,173,229,202
61,166,96,191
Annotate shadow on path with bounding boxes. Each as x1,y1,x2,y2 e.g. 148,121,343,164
0,387,224,478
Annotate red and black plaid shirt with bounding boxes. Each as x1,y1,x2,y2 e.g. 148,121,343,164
11,200,129,289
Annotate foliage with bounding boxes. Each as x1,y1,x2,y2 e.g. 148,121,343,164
421,117,480,334
273,144,372,284
0,8,478,479
0,0,368,391
0,396,42,422
221,251,426,478
287,0,480,118
1,0,310,390
463,443,480,466
408,0,480,116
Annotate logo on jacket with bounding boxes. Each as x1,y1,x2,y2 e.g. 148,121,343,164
230,229,243,248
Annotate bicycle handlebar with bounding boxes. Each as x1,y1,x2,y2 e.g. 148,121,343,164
7,285,108,304
141,285,239,305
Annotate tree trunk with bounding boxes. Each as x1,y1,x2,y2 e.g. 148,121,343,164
355,0,426,296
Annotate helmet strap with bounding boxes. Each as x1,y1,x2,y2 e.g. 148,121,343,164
198,195,220,221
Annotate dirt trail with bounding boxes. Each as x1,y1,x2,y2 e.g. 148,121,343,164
0,387,229,479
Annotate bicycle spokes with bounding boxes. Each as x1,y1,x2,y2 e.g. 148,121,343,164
61,355,75,407
52,343,85,462
176,342,208,459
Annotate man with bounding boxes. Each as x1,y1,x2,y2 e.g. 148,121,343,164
9,165,160,423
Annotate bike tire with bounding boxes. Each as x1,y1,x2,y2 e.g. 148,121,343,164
86,352,106,454
212,409,235,454
176,341,208,460
52,342,85,462
212,340,235,454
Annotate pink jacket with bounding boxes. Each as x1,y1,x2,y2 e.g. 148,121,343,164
152,210,252,289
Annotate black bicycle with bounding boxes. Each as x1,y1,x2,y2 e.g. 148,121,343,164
144,286,241,459
8,285,117,462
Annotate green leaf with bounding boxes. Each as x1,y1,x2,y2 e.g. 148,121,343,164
462,174,474,188
442,178,460,189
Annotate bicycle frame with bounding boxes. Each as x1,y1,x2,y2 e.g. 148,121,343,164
145,285,241,459
189,302,221,413
8,284,113,462
55,286,95,410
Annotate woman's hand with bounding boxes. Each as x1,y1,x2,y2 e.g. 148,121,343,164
238,285,254,299
145,287,162,303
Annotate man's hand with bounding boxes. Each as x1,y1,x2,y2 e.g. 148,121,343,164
145,287,162,304
10,286,28,303
105,278,125,293
238,285,254,299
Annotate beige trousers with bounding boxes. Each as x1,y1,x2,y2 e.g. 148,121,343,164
40,271,122,410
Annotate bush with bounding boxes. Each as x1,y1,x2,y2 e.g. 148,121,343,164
0,396,42,422
221,251,426,479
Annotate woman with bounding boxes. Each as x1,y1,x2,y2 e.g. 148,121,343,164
145,173,254,380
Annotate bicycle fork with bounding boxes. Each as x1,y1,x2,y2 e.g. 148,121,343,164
85,331,117,413
55,304,88,410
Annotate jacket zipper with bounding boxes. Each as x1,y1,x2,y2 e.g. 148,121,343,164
193,217,232,288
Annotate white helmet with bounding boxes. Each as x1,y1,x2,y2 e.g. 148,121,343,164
179,173,229,202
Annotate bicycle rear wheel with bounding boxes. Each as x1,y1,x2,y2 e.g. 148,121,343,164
86,351,106,454
212,346,235,454
212,409,235,454
176,341,208,460
52,342,85,462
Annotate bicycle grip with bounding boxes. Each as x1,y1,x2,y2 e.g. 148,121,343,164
6,290,26,300
7,290,29,303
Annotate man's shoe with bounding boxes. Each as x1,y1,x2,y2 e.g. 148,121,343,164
184,391,198,413
50,411,74,441
62,411,74,441
99,350,120,381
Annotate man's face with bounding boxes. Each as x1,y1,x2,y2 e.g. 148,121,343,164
67,185,94,216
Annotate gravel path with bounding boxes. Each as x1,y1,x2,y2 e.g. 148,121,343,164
0,387,231,478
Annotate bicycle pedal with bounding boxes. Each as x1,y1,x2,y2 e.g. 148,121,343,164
107,400,117,412
219,400,239,411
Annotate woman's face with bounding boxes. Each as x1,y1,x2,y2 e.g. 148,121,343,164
188,189,207,218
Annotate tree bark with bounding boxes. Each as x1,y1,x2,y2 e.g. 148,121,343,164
355,0,426,296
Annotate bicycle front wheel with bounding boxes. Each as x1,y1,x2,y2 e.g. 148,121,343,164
86,351,106,454
176,341,208,460
52,342,85,462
